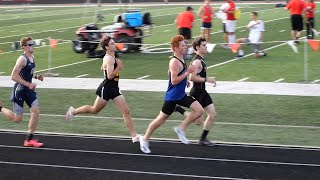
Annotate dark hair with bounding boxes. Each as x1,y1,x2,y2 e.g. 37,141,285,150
100,36,112,51
252,11,258,16
186,6,193,11
192,37,207,51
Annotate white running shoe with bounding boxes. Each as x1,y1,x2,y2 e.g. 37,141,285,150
132,134,141,143
174,127,190,144
65,106,74,121
139,136,151,154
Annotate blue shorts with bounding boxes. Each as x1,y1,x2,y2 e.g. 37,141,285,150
11,83,38,115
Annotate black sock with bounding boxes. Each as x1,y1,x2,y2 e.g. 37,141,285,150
0,106,2,112
200,130,209,141
26,133,34,141
175,106,186,115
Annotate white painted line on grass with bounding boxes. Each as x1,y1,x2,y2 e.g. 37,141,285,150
19,113,320,130
0,72,5,75
274,78,285,83
240,29,246,32
0,41,70,55
279,30,286,33
312,79,320,83
35,58,99,73
238,77,250,82
137,75,150,80
75,74,89,78
208,42,288,69
0,9,181,39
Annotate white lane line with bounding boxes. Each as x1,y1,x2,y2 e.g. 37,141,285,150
0,9,181,39
0,145,319,167
11,113,320,130
240,29,246,32
75,74,89,78
0,161,247,180
0,41,70,55
34,58,99,73
274,78,285,83
1,129,319,150
279,30,286,32
0,72,5,75
238,77,250,82
208,42,288,69
137,75,150,79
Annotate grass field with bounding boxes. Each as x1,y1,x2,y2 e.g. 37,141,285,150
0,2,319,147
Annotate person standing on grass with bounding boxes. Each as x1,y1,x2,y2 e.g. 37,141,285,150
197,0,214,42
285,0,305,44
304,0,316,39
175,6,195,58
221,0,237,45
139,35,204,154
174,37,217,146
219,2,229,49
0,37,45,147
65,36,141,143
235,12,266,58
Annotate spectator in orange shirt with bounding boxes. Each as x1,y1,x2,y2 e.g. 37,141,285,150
285,0,305,44
197,0,214,42
175,6,195,57
304,0,316,39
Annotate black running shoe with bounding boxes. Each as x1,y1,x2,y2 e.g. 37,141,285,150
198,139,215,146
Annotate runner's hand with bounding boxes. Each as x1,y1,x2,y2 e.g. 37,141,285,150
37,75,44,81
28,83,37,91
187,64,196,74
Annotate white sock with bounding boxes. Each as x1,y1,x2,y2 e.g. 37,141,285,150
228,35,236,43
239,50,244,56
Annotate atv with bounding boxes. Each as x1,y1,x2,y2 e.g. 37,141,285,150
72,11,152,57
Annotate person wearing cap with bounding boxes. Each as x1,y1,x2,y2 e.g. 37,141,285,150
1,36,45,147
197,0,214,42
175,6,195,57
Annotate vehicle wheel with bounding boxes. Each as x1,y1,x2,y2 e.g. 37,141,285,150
115,35,133,53
72,37,87,53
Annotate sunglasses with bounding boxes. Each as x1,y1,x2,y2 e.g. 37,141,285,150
27,43,34,47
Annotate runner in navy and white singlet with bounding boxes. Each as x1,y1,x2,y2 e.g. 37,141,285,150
0,36,44,147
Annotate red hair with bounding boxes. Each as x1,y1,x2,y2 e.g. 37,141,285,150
170,35,184,51
20,36,33,47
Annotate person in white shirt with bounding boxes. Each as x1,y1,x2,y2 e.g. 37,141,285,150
236,11,266,58
221,0,237,44
218,3,229,48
